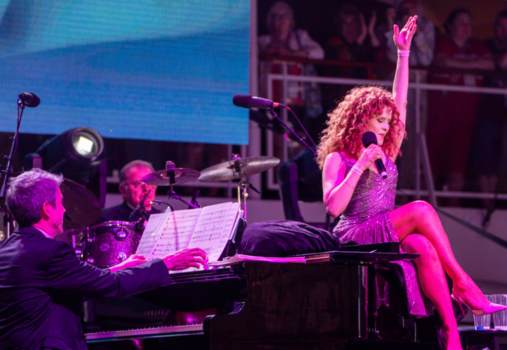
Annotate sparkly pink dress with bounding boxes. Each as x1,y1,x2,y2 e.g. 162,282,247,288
333,153,432,317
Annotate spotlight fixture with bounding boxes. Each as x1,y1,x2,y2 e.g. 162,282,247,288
23,127,106,185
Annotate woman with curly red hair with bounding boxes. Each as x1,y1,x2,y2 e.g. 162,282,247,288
318,16,505,350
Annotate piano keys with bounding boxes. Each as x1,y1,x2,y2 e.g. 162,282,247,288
85,324,203,340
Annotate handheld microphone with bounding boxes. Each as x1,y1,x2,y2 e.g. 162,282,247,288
18,92,40,108
362,131,387,179
233,95,286,109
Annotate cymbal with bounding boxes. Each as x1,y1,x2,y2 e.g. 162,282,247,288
142,168,200,186
61,179,101,230
198,156,280,182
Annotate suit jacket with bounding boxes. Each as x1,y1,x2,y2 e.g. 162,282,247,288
97,201,161,224
0,226,171,350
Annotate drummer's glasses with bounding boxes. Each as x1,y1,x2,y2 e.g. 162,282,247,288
123,180,156,189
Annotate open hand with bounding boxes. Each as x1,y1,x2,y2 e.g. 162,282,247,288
162,248,207,271
393,15,417,51
109,254,147,272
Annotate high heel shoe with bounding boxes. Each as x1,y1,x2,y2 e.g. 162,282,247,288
451,290,507,316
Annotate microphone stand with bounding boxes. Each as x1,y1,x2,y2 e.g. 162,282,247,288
0,99,26,239
267,108,317,156
167,190,200,209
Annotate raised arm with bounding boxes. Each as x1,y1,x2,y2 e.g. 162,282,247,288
392,16,417,152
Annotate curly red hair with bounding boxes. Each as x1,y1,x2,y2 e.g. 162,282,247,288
316,86,405,169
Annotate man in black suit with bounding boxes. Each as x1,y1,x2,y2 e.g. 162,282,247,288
0,168,206,350
98,160,160,224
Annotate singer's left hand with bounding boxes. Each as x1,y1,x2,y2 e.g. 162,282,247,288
393,15,417,51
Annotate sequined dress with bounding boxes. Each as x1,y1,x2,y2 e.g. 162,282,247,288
333,153,432,317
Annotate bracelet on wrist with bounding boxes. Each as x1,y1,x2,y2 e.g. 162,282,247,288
398,49,410,57
350,165,364,177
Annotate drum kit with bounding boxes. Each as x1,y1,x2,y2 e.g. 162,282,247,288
47,155,280,268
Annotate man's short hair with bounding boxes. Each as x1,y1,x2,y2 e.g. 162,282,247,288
6,169,64,227
119,160,155,184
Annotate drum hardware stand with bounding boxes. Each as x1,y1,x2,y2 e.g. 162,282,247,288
229,154,261,223
167,190,200,209
150,200,174,211
189,189,200,209
164,161,201,209
237,180,259,222
134,211,148,232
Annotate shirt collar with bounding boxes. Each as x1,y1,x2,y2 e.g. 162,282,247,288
34,227,52,239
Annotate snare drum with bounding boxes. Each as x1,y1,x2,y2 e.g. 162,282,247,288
83,221,142,268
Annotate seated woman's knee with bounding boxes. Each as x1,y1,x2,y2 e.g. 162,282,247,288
410,200,435,214
407,201,437,224
402,234,437,258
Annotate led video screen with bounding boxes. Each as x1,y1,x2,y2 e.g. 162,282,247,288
0,0,250,144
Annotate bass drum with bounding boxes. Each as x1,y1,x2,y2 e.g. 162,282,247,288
83,221,142,268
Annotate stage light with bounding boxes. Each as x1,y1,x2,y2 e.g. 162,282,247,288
23,127,106,186
74,136,94,156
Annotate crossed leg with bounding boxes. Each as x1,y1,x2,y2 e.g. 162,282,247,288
389,201,487,309
401,234,461,349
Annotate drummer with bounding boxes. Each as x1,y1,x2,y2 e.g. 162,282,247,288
98,160,160,224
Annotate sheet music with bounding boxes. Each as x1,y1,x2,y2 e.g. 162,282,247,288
135,212,167,258
186,202,231,255
149,209,201,260
136,202,240,272
211,204,240,261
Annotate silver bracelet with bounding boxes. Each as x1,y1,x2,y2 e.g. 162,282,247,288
398,49,410,57
350,165,363,177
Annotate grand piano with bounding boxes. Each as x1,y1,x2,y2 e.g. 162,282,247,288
84,249,441,350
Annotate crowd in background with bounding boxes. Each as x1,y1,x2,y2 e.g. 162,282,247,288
258,0,507,209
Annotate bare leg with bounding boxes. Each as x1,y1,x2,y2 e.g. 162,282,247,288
390,201,488,309
401,234,461,349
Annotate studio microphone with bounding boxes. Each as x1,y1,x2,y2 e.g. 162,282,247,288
233,95,286,109
129,190,151,222
18,92,40,108
362,131,387,179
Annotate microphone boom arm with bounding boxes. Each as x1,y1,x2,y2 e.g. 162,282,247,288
267,108,317,156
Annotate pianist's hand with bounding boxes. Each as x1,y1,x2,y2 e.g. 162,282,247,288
162,248,207,271
109,254,147,272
